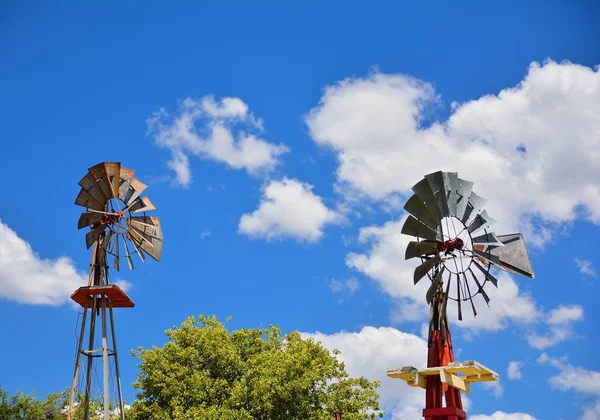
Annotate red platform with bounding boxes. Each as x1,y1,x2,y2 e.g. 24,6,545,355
71,285,135,308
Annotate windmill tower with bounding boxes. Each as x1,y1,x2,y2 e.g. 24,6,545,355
68,162,164,420
387,171,534,420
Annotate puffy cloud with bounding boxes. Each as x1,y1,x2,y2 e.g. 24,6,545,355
147,95,288,187
526,304,584,350
301,326,427,418
306,60,600,244
0,219,86,305
507,361,524,381
470,412,538,420
239,178,339,242
538,353,600,419
537,353,600,396
575,258,597,278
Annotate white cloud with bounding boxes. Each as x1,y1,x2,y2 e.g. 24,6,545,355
575,258,597,278
0,219,86,305
470,412,538,420
537,353,600,396
199,229,212,240
147,95,288,187
538,353,600,419
526,304,584,350
113,279,132,293
306,60,600,245
507,361,524,381
301,326,427,418
482,381,504,399
329,277,360,295
239,178,339,242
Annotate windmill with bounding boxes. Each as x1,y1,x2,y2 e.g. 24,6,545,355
67,162,163,420
387,171,534,420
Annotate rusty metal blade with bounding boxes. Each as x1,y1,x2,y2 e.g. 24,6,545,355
129,217,162,240
401,215,440,241
426,266,446,304
472,259,499,288
129,196,156,214
468,267,490,306
88,163,113,199
102,230,113,253
403,194,439,230
75,188,105,211
85,224,105,249
405,241,438,260
124,178,148,206
128,233,146,262
78,212,104,230
104,162,121,198
122,236,134,270
414,254,441,285
128,215,156,228
114,232,120,271
129,227,163,262
78,172,108,205
118,167,135,201
463,272,478,317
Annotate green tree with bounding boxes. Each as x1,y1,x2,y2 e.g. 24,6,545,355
0,386,122,420
129,315,382,420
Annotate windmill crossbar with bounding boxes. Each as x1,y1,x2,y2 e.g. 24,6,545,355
387,360,499,395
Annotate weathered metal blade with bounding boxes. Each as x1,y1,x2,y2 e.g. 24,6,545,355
122,236,134,270
404,194,439,230
472,232,504,246
411,177,443,222
85,224,105,249
114,232,120,271
468,209,496,234
401,215,440,241
462,192,487,226
425,171,451,218
118,167,135,201
104,162,121,199
128,232,146,262
457,273,462,321
102,230,113,254
472,259,499,288
414,254,441,285
88,163,114,200
486,233,535,278
77,212,104,230
129,217,162,240
124,178,148,206
405,241,438,260
426,267,446,304
75,188,105,211
442,272,452,321
129,196,156,214
454,178,474,221
463,272,477,317
129,225,163,262
468,267,490,306
444,172,459,217
78,172,108,205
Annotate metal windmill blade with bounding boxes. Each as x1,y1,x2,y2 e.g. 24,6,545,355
75,162,164,271
401,171,535,322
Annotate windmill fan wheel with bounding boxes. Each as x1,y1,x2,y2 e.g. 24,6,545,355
401,171,534,320
75,162,163,271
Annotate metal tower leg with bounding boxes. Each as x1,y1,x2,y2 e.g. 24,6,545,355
83,296,98,420
67,301,89,420
101,297,110,420
109,305,126,420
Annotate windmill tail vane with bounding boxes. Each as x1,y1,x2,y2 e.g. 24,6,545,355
388,170,535,420
67,162,163,420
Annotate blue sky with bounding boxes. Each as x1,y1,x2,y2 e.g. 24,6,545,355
1,1,600,419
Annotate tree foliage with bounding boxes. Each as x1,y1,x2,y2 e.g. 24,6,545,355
128,315,382,420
